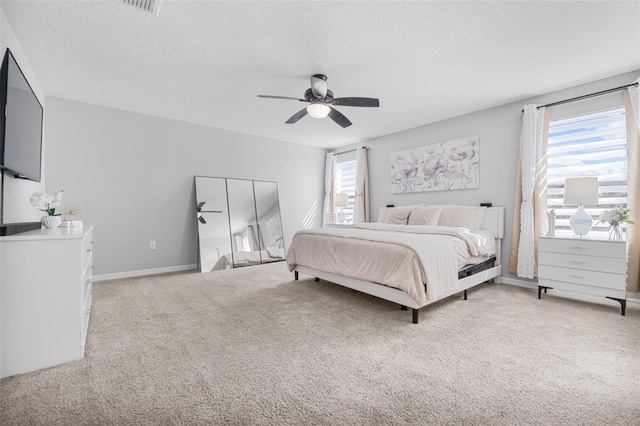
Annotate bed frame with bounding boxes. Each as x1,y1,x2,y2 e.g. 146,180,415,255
294,207,504,324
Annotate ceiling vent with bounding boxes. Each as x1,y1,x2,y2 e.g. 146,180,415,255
120,0,160,15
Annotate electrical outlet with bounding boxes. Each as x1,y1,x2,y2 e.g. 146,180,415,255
149,241,156,250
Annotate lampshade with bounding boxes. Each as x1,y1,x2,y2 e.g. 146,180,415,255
307,103,330,119
334,192,348,208
564,177,598,205
564,177,598,237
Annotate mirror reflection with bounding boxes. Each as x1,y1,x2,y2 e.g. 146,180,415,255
227,179,260,268
194,177,285,272
254,181,285,260
194,177,232,273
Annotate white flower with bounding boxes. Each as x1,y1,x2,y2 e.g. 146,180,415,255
30,190,64,216
597,205,635,226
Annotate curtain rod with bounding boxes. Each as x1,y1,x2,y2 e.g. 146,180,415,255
523,82,638,112
334,146,368,155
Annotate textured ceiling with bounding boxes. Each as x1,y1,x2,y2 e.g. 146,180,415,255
2,1,639,149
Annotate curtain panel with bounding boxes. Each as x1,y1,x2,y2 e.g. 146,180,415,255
354,147,370,223
323,153,336,226
509,105,550,279
624,83,640,293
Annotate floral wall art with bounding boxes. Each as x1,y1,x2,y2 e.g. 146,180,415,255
391,136,479,193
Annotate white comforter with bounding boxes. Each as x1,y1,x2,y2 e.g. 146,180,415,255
286,224,492,306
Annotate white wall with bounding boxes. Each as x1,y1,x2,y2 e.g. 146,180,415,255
338,69,640,284
44,97,325,277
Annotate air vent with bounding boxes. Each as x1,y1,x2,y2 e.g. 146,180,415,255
120,0,160,15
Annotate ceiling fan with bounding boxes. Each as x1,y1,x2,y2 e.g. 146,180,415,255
258,74,380,128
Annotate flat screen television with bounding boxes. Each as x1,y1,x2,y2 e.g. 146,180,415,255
0,48,43,182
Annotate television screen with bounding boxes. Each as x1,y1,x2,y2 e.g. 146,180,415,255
0,48,43,182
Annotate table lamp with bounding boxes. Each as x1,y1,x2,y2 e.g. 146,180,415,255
564,177,598,237
335,193,348,224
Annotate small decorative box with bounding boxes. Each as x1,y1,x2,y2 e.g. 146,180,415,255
60,220,83,228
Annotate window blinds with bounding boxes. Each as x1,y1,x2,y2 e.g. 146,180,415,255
547,107,628,237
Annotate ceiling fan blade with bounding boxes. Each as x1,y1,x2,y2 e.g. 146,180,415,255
332,97,380,107
328,106,352,128
258,95,306,102
286,108,308,124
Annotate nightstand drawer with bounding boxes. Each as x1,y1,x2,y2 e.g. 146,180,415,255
538,252,626,274
539,238,625,259
538,265,625,290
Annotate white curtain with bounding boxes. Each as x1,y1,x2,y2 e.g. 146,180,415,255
516,105,546,279
624,80,640,293
322,153,336,226
629,79,640,128
353,147,370,223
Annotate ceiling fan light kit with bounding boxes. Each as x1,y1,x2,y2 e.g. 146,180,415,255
307,102,330,119
258,74,379,128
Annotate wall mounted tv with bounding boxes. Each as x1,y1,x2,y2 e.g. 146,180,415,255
0,48,43,182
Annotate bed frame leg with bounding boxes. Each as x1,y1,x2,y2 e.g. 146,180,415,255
412,309,419,324
294,271,298,281
400,305,408,311
463,289,467,300
315,277,320,282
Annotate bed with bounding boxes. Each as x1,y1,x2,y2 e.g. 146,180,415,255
286,206,504,323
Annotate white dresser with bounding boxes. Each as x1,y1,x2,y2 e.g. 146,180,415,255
538,235,626,315
0,226,93,378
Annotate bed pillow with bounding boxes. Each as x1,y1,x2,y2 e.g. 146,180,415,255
382,208,412,225
407,207,441,226
437,205,486,230
377,204,424,223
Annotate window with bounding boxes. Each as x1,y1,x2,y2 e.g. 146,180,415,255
334,151,356,224
547,107,628,238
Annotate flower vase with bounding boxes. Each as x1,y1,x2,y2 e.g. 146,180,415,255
41,215,62,229
608,221,622,241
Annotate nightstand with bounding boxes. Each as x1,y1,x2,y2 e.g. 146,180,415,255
538,235,626,315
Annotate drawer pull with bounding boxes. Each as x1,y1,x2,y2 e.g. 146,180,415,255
86,248,92,253
570,275,585,279
86,279,92,284
569,247,585,250
569,261,585,265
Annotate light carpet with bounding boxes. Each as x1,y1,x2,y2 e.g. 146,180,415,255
1,262,639,425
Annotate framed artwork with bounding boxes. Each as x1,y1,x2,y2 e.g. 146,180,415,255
390,135,479,193
325,214,336,224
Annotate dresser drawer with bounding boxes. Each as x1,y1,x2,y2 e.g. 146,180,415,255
538,264,625,290
82,276,92,310
81,288,92,350
538,278,626,300
82,229,93,270
538,251,626,274
539,238,625,259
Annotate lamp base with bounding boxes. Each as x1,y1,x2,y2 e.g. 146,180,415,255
570,205,593,237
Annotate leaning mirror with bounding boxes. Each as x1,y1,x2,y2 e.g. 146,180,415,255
194,177,232,272
226,179,261,268
254,181,285,264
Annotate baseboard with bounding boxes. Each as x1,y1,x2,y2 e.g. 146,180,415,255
94,264,197,282
498,276,537,290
